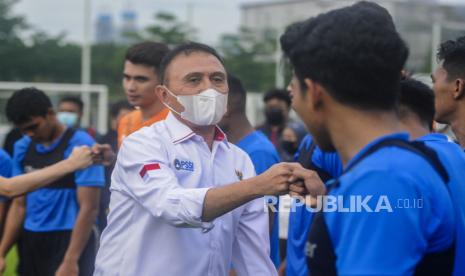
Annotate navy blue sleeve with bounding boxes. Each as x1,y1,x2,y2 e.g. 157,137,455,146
66,131,105,188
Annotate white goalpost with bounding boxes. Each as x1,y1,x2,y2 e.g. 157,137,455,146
0,81,108,145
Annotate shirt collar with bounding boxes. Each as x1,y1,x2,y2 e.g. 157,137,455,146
417,133,448,142
164,112,229,147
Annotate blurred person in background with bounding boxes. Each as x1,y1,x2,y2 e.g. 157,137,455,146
218,74,281,269
256,89,292,151
97,100,133,231
0,87,105,276
280,122,307,162
398,77,465,276
117,41,170,147
432,36,465,149
58,96,98,138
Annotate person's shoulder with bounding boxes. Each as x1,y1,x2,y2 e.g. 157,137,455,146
0,148,11,162
121,109,140,122
70,128,96,146
343,146,444,191
13,136,31,152
120,122,169,152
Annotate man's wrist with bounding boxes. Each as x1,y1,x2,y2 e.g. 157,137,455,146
63,253,79,263
242,176,266,198
60,159,76,173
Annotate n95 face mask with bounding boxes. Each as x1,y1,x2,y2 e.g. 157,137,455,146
163,87,228,126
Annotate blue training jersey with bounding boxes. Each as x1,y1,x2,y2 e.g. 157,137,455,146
0,149,13,202
321,133,454,274
417,133,465,276
237,130,281,268
286,134,343,276
13,129,105,232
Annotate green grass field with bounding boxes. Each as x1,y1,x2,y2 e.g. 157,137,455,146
4,246,18,276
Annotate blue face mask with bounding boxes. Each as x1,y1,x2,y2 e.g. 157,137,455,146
57,112,79,127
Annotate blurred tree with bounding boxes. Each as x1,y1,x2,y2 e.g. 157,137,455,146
91,43,127,97
219,27,277,92
145,12,194,46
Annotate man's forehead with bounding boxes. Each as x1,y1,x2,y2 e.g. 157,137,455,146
124,60,158,76
167,52,225,78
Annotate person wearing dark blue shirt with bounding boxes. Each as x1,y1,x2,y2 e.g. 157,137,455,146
219,75,281,269
281,2,458,275
283,134,342,276
398,78,465,276
432,36,465,150
1,88,104,276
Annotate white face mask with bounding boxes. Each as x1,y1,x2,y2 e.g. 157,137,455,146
163,86,228,126
57,112,79,127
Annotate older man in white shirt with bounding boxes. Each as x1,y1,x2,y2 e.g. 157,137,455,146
95,42,298,276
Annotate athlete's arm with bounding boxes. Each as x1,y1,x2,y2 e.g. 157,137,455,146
0,146,93,197
0,196,26,273
56,187,100,276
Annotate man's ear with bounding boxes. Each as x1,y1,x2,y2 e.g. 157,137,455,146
155,85,169,103
303,78,324,110
454,78,465,100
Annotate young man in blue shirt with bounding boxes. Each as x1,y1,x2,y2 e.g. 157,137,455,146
0,88,105,276
281,2,458,275
398,78,465,276
282,134,342,276
432,36,465,150
219,74,281,268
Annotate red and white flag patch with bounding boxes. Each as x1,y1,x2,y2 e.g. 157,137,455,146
139,163,161,180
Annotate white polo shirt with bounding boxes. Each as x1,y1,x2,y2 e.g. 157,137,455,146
94,112,276,276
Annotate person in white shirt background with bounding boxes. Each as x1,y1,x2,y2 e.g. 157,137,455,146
94,42,304,276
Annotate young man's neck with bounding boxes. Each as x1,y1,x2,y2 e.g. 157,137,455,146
224,114,254,144
399,115,430,140
327,106,402,166
450,109,465,148
42,122,66,147
140,100,165,122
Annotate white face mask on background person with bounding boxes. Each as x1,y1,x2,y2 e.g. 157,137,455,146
57,111,79,127
162,86,228,126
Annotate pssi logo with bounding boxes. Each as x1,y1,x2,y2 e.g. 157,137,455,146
174,159,194,172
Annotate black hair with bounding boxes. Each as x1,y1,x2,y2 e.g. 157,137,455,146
110,100,133,119
263,88,291,107
280,1,409,111
125,41,170,76
6,87,52,125
437,36,465,80
159,42,225,85
227,74,247,113
59,96,84,112
399,78,435,131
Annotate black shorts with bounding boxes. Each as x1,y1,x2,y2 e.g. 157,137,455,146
19,227,98,276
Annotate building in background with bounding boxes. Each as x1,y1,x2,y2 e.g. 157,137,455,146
94,2,139,45
95,12,115,44
241,0,465,72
